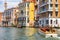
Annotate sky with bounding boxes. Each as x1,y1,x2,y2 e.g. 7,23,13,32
0,0,22,12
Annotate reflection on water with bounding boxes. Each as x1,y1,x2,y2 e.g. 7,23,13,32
25,28,37,36
41,37,60,40
0,27,59,40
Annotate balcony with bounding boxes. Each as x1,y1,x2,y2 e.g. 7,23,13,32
40,2,48,7
19,14,26,17
40,8,48,13
40,10,48,13
40,9,53,13
56,2,58,4
48,9,53,11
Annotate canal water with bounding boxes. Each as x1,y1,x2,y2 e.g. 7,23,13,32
0,27,59,40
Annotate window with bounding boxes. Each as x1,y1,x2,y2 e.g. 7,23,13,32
21,10,23,15
27,18,29,23
36,0,38,1
50,4,53,7
40,21,41,24
56,20,58,24
51,13,52,16
35,5,38,9
42,0,45,4
23,17,25,20
43,6,45,11
51,20,52,24
56,0,57,2
43,20,44,24
27,11,29,15
46,20,49,24
50,0,52,2
55,12,58,16
55,4,58,8
49,12,52,16
27,3,29,7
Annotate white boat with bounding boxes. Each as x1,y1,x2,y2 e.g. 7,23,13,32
38,28,58,38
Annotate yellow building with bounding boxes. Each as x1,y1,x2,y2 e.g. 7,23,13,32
29,2,35,27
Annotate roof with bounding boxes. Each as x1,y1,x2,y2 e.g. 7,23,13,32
4,7,19,11
0,12,3,14
23,0,36,2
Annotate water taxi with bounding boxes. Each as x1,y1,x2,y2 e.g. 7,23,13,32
38,27,58,38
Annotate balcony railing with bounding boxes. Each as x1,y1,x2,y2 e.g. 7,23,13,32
40,9,53,13
40,2,48,7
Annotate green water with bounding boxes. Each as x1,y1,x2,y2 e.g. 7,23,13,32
0,27,59,40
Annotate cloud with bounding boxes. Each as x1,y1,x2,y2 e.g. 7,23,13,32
7,2,19,8
0,0,22,2
0,0,22,12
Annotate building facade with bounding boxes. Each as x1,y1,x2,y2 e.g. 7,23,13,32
39,0,60,27
0,12,3,26
18,0,36,27
2,7,19,26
